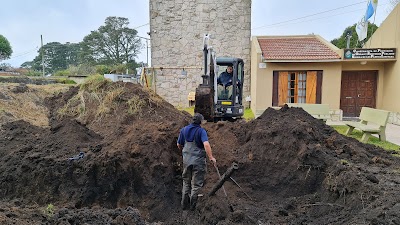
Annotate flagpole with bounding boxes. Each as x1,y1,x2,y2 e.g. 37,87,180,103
368,0,378,48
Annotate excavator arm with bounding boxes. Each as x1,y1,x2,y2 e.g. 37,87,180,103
194,34,218,121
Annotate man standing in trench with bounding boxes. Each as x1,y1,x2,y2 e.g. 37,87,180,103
177,113,217,210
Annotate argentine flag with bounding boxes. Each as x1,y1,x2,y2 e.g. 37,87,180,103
365,0,378,21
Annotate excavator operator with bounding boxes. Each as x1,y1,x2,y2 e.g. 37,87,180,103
217,65,234,87
217,65,233,100
217,65,241,100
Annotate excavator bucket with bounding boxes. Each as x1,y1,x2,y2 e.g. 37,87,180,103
194,86,214,121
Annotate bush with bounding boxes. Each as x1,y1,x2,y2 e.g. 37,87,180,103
71,64,97,76
53,65,97,77
53,70,70,77
95,65,112,75
25,70,42,77
96,64,133,75
113,64,127,74
58,78,76,84
80,74,110,92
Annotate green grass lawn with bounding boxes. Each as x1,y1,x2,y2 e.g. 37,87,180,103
177,106,255,121
244,108,255,121
331,125,400,152
178,106,194,115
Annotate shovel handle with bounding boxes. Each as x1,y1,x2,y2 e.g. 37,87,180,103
213,164,227,196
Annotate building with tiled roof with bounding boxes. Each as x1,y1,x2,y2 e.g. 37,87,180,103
251,9,398,124
258,36,341,61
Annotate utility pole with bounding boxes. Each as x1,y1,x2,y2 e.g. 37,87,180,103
137,35,150,67
146,39,149,66
41,35,45,77
345,29,352,49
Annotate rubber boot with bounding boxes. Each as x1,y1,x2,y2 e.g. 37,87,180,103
190,195,198,211
181,194,190,210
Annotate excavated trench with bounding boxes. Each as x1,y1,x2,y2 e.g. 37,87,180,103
0,82,399,224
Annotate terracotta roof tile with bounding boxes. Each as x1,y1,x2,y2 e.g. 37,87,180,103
258,36,341,60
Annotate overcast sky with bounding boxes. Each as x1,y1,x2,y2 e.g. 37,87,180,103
0,0,394,67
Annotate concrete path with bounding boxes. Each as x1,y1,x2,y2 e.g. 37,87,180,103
381,123,400,146
327,120,400,146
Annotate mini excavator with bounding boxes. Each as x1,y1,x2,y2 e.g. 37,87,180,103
194,34,245,121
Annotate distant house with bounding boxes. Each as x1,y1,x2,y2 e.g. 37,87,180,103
66,75,88,84
251,4,399,124
103,74,137,83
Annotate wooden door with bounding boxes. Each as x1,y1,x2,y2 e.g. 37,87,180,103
278,72,288,106
340,71,377,117
306,71,317,103
358,72,377,110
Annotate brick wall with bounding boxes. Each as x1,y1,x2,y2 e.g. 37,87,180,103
149,0,251,107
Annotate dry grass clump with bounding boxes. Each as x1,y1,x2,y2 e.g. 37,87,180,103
144,88,164,108
57,93,86,119
58,75,155,121
0,83,70,127
80,74,112,92
127,95,146,116
96,87,125,118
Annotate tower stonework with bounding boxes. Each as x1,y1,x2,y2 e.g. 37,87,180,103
149,0,251,107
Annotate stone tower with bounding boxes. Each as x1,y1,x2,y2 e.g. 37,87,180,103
149,0,251,106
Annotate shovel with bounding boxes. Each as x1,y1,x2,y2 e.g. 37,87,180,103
213,163,234,212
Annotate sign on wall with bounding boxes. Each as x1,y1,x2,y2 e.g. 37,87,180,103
344,48,396,59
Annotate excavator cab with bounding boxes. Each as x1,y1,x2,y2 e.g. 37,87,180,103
194,34,245,121
214,58,244,119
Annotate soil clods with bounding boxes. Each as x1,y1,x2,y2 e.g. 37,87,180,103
0,82,399,224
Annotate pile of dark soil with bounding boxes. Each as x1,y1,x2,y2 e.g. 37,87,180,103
0,82,399,224
0,201,149,225
211,106,400,224
0,82,190,224
0,76,57,85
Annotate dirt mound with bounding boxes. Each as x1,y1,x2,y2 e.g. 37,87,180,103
0,81,191,224
0,201,153,225
0,76,58,85
0,81,400,224
212,106,400,224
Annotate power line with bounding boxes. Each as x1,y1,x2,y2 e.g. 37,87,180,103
45,24,149,45
6,47,39,60
133,23,149,30
262,10,365,29
252,1,381,30
257,3,389,30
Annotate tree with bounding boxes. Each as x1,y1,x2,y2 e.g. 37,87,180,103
20,61,34,69
0,35,12,61
331,23,378,49
80,16,143,65
0,62,11,71
32,42,81,73
64,42,81,66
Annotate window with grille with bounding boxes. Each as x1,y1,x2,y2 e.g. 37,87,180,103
297,72,307,103
286,72,307,103
275,71,320,106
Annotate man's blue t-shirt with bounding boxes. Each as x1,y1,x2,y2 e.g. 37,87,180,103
217,71,233,86
177,123,208,148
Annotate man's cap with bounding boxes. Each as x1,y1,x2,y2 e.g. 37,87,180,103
193,113,204,124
